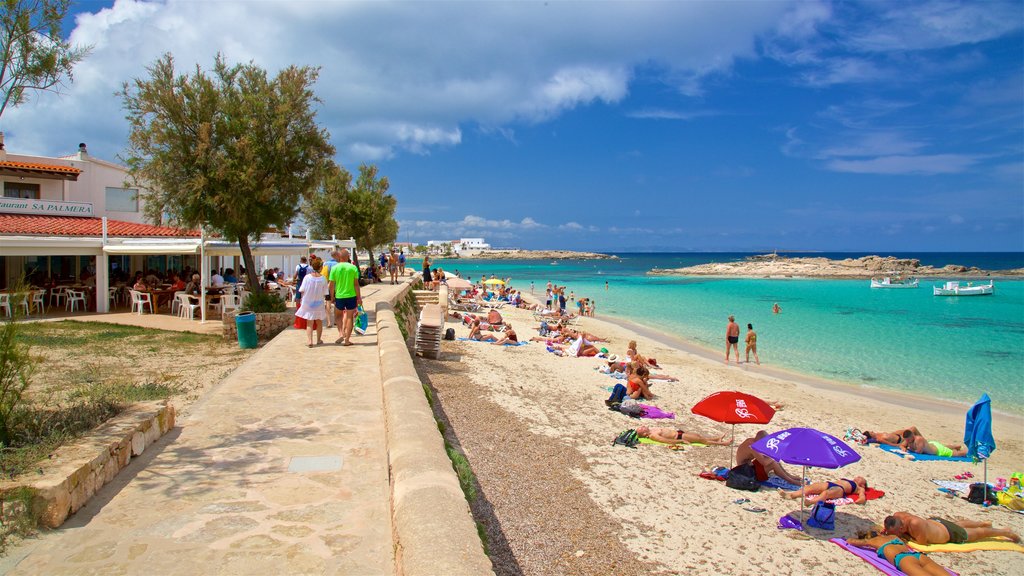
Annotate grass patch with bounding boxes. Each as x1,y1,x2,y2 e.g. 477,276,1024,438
445,443,478,503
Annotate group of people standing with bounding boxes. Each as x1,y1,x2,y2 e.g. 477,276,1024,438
293,248,363,348
725,314,760,365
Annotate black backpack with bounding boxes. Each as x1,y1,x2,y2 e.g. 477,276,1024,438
725,462,761,492
444,328,455,340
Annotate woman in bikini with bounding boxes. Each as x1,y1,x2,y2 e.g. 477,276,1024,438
467,318,497,342
491,324,518,345
636,426,732,446
847,530,950,576
779,476,869,504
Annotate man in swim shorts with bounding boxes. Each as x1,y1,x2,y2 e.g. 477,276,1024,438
901,431,968,457
884,512,1020,544
724,315,740,365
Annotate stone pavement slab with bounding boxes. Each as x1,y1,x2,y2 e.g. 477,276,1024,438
2,283,407,576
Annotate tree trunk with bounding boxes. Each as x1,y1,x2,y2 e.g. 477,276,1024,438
366,248,375,283
238,236,262,294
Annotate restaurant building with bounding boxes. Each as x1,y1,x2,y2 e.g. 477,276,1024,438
0,140,351,316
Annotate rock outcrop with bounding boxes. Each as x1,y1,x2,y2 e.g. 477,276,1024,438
650,254,1023,278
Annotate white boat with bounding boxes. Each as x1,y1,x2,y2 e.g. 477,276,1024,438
870,276,919,289
933,280,994,296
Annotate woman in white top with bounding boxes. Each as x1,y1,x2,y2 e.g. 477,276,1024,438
295,256,329,347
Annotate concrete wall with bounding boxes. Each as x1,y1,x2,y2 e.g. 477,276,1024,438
376,286,494,576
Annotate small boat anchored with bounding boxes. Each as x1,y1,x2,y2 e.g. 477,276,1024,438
933,280,994,297
870,274,919,289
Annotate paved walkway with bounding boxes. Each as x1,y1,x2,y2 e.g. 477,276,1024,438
2,282,407,575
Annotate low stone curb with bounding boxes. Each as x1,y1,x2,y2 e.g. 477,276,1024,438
0,400,175,529
376,287,494,576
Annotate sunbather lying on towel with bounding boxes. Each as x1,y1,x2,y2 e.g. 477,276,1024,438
848,530,951,575
636,426,732,446
900,431,967,457
624,355,678,381
884,512,1021,545
735,431,803,485
779,476,869,504
860,426,921,446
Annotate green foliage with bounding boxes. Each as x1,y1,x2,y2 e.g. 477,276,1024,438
304,162,398,267
241,291,287,313
0,287,33,446
0,0,91,119
445,443,478,503
120,52,335,294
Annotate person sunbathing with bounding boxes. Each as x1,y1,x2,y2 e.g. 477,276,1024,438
848,530,951,576
901,432,967,458
883,512,1021,545
735,431,803,485
779,476,868,504
636,425,732,446
861,427,921,446
627,365,654,400
467,319,497,342
624,352,678,381
491,324,518,345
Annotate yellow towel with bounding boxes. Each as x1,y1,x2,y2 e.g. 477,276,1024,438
907,538,1024,553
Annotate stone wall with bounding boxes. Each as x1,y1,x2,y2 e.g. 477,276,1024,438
222,310,295,342
376,287,494,576
0,401,175,529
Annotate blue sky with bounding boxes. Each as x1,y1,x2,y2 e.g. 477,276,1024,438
6,0,1023,251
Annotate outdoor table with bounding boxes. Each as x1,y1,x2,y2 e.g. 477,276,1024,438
146,288,178,312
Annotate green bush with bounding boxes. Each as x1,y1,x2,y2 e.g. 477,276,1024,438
241,291,287,313
0,287,33,447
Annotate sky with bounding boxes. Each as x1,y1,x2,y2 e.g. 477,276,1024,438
3,0,1022,252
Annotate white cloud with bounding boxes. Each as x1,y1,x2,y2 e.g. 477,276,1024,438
844,1,1023,52
826,154,978,175
2,0,808,161
559,222,583,231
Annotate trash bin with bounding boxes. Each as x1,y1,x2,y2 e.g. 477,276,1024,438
235,312,257,349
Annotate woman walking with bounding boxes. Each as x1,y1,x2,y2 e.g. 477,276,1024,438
295,257,329,347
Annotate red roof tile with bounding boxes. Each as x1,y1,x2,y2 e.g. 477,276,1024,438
0,160,82,175
0,214,201,237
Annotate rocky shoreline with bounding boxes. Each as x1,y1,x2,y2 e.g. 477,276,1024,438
456,249,617,260
650,254,1024,278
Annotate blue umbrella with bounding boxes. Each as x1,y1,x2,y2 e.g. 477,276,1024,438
752,427,861,527
964,393,996,493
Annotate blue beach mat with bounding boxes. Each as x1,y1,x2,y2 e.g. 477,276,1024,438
761,476,801,491
876,443,973,462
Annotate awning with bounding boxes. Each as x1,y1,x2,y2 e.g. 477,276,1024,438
103,243,200,255
0,160,82,181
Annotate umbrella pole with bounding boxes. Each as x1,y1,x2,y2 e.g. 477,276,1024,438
729,423,736,469
800,465,807,524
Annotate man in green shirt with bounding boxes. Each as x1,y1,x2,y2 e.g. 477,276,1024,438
327,248,362,345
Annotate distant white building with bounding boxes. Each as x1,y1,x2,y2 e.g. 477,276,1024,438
459,238,489,250
425,238,490,254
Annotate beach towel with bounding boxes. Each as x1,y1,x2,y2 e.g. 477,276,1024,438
457,338,527,346
826,487,885,506
761,477,801,491
932,480,971,493
907,538,1024,554
638,437,706,447
876,443,973,462
637,404,675,419
830,539,957,576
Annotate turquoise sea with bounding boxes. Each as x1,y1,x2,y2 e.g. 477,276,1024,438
435,253,1024,413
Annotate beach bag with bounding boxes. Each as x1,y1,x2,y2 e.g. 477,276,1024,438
444,328,455,340
806,502,835,530
294,315,307,329
606,384,627,406
613,429,639,449
725,463,761,492
619,400,644,418
967,483,997,505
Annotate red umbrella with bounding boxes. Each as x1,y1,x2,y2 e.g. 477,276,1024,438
691,391,776,467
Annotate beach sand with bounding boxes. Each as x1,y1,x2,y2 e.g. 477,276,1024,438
414,301,1024,576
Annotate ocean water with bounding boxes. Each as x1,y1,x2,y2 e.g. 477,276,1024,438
436,253,1024,413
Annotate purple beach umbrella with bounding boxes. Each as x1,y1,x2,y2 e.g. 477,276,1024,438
751,427,861,527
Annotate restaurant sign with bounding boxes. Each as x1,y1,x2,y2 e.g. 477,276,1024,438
0,198,94,217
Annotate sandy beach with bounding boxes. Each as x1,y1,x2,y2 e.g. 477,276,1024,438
415,297,1024,575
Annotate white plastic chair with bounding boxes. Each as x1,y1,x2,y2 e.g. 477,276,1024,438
0,294,10,317
31,290,46,315
220,294,241,315
170,291,185,317
176,293,201,320
65,290,86,312
49,286,67,308
130,290,153,315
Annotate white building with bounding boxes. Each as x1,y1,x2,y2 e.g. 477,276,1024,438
0,140,351,316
